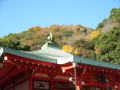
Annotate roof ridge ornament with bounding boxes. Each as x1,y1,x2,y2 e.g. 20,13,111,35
47,32,53,43
40,32,53,50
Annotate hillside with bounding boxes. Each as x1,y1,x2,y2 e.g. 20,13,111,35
2,24,94,51
0,8,120,64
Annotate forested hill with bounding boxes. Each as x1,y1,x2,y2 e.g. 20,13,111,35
0,8,120,64
2,24,93,50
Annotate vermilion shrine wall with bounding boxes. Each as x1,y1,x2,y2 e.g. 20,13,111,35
4,80,29,90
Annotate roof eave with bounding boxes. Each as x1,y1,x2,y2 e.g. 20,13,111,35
73,56,120,70
0,47,58,64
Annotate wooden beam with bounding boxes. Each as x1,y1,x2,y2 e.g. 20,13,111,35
0,67,23,86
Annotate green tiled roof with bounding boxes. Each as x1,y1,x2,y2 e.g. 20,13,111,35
27,43,72,60
0,43,73,64
0,47,57,64
0,45,120,70
74,56,120,70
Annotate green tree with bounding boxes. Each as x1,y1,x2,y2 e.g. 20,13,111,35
109,8,120,23
91,26,120,64
0,38,30,51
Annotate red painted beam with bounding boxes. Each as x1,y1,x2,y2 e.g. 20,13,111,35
5,53,57,66
0,67,23,86
0,66,14,80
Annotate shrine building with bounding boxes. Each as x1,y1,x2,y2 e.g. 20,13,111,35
0,42,120,90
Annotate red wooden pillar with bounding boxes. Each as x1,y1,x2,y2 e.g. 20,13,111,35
49,75,54,90
102,87,105,90
77,77,82,90
29,76,33,90
117,83,120,90
51,79,54,90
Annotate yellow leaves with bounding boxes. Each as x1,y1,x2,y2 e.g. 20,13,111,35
74,48,79,55
62,45,79,55
90,30,100,41
62,45,73,53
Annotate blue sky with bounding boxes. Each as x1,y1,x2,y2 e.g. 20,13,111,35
0,0,120,37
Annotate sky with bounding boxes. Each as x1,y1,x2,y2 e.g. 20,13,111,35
0,0,120,37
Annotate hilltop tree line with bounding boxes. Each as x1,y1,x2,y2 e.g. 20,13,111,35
0,8,120,64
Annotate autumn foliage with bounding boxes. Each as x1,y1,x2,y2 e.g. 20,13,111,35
62,45,79,55
90,30,100,41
